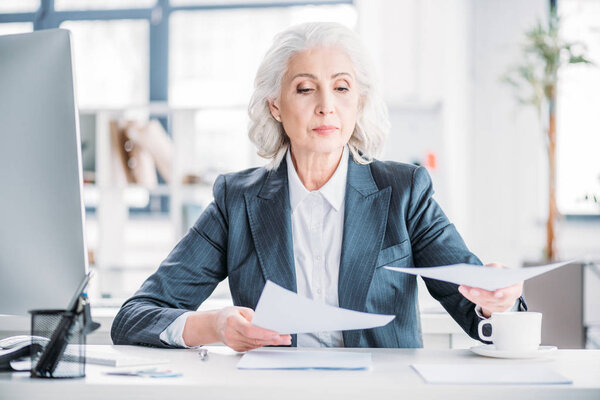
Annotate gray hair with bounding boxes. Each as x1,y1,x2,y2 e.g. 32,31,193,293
248,22,390,169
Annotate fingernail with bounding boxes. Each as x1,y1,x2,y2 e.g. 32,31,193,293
470,289,480,296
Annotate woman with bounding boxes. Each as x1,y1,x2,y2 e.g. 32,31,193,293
111,22,525,352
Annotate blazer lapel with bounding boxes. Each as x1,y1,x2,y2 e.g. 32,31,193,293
244,159,297,294
339,158,391,347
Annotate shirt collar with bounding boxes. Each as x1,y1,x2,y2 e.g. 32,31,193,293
286,145,348,213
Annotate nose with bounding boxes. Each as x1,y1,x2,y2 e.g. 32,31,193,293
316,90,335,116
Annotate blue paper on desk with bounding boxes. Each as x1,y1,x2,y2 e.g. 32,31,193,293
385,260,574,291
237,349,371,370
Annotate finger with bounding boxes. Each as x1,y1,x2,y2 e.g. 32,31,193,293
494,281,524,298
230,309,282,340
224,331,275,351
238,337,274,348
459,283,490,298
244,325,289,342
465,286,495,298
239,310,283,338
485,262,505,268
233,318,288,343
237,307,291,342
241,336,290,347
476,292,510,306
233,334,291,351
229,341,259,353
242,323,284,341
237,307,255,321
480,295,517,311
459,285,481,297
459,286,506,309
458,286,480,304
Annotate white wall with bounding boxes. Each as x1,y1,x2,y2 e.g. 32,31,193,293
468,0,600,265
469,0,548,266
355,0,600,267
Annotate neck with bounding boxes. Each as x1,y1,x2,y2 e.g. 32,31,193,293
290,146,344,191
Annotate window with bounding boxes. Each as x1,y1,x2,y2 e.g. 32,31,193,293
0,1,358,302
60,19,149,108
171,0,346,6
0,0,39,13
169,4,357,107
557,0,600,215
0,22,33,36
54,0,156,11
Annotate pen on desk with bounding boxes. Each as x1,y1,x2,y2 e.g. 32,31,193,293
198,348,208,361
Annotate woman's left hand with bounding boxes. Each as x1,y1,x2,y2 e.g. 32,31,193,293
458,263,523,318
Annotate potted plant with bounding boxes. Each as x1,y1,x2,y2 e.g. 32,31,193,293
502,7,592,261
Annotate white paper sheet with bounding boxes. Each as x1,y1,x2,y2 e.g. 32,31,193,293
237,349,371,370
385,260,575,291
411,364,572,385
251,280,394,334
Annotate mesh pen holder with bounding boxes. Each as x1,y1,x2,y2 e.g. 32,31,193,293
29,309,86,379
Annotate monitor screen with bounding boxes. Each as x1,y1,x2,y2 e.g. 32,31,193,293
0,29,88,316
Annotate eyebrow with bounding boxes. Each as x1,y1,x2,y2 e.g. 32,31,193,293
291,72,353,81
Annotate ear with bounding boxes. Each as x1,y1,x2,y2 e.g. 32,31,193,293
268,99,281,122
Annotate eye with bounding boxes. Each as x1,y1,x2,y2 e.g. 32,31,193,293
334,80,350,92
296,87,313,94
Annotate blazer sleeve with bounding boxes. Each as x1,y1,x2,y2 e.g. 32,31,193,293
111,175,229,347
406,166,487,342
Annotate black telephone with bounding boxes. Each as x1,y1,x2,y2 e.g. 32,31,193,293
0,342,42,372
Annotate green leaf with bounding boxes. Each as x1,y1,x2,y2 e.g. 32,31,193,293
500,11,593,110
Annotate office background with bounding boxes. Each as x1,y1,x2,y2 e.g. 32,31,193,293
0,0,598,348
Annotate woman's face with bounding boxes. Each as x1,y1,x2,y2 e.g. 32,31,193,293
269,46,360,156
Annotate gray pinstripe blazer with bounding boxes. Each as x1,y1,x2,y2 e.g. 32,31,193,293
111,156,501,348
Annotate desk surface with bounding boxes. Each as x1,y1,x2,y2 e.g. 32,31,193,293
2,346,599,400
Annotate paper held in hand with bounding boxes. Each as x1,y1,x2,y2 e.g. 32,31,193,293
251,281,395,334
385,260,575,291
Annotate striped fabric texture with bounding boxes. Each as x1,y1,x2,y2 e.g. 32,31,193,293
111,156,497,348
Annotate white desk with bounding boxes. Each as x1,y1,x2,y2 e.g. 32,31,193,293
1,346,599,400
0,308,477,349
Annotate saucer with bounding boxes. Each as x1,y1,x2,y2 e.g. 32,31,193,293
470,344,557,359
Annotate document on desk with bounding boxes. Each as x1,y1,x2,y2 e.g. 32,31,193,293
237,349,371,370
385,260,575,291
251,281,394,334
412,364,572,385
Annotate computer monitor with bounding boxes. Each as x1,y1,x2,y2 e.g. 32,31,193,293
0,29,88,316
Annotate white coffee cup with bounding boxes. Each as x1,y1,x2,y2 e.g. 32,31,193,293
478,312,542,351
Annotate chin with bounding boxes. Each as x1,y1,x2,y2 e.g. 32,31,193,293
307,141,346,155
309,135,348,151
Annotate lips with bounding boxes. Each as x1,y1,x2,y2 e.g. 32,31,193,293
312,125,338,135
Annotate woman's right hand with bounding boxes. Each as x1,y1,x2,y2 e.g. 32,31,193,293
183,307,292,352
212,306,291,352
182,306,291,351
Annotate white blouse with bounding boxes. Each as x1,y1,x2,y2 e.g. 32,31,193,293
286,146,348,347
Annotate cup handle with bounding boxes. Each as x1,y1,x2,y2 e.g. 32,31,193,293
478,320,493,341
